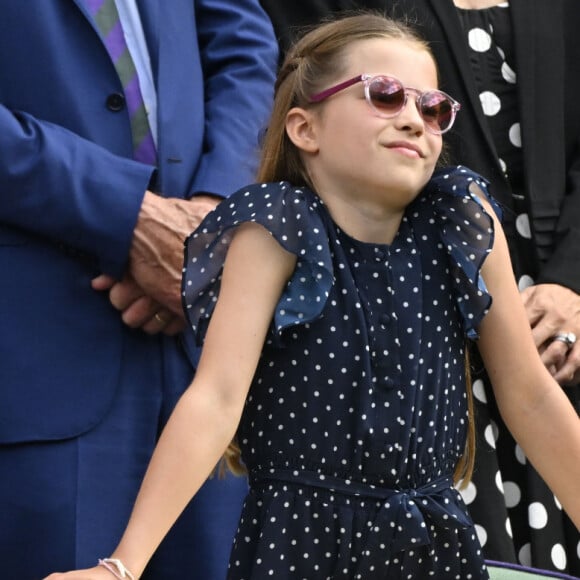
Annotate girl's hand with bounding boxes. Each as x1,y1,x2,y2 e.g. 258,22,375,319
43,567,113,580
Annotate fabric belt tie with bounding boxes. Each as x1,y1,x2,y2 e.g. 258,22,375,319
250,467,473,554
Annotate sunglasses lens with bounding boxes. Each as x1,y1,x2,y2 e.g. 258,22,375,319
365,76,457,133
420,91,455,133
368,77,406,115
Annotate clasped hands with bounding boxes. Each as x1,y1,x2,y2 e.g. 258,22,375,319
522,283,580,386
92,192,220,336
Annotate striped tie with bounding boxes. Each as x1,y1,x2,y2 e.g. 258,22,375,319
86,0,157,164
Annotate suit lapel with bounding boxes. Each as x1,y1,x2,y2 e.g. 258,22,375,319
137,0,161,81
71,0,90,19
71,0,104,37
512,0,564,210
426,0,500,161
71,0,161,82
511,0,536,144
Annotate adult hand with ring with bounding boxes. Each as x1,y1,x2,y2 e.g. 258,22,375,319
92,273,185,336
521,283,580,385
552,331,577,349
145,309,184,336
549,331,580,386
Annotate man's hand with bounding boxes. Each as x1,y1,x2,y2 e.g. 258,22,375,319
92,274,185,335
522,283,580,385
128,191,220,314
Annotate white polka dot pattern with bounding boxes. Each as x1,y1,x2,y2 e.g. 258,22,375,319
480,91,501,116
468,27,492,52
182,167,497,578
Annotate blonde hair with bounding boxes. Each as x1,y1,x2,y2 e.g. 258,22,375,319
222,12,474,484
454,350,476,488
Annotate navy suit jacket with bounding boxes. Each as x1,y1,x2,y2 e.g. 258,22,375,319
261,0,580,292
0,0,278,442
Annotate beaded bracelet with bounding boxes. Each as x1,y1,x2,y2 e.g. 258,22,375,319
98,558,135,580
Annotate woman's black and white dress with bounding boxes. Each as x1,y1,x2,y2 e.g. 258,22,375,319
456,5,580,576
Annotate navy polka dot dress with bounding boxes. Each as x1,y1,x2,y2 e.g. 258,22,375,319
183,166,498,579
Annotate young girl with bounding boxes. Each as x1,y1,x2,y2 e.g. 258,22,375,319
45,13,580,580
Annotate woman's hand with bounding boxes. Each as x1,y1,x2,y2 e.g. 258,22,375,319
521,283,580,385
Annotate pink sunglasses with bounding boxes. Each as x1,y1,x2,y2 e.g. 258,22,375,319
309,73,461,135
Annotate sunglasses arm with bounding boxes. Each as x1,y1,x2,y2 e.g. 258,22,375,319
308,75,364,103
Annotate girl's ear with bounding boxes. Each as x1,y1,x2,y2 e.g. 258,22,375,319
285,107,319,153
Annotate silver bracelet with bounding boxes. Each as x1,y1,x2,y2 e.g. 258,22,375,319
98,558,136,580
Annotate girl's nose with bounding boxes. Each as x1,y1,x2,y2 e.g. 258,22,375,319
394,94,425,134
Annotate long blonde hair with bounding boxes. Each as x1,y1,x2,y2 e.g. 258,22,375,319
222,12,474,484
454,350,476,488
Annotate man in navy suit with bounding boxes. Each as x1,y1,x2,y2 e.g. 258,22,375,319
0,1,277,579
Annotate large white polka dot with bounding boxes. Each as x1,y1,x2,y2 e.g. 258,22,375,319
460,480,478,505
577,540,580,561
474,524,488,547
551,544,567,571
495,469,505,494
501,62,516,84
528,502,548,529
515,444,527,465
468,27,492,52
518,275,534,291
480,91,501,116
498,157,507,175
519,543,532,566
509,123,522,147
515,213,532,239
484,421,499,449
503,481,521,508
505,517,513,539
472,379,487,403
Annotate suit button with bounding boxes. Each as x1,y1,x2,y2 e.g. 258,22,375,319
106,92,125,112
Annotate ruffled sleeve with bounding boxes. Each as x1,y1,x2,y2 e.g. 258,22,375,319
181,181,334,345
420,166,501,340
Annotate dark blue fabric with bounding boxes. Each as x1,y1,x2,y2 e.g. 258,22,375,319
0,0,277,443
250,468,472,553
0,331,247,580
0,2,276,578
183,167,497,578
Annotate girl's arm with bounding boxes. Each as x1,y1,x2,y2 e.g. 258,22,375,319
45,222,297,579
475,188,580,529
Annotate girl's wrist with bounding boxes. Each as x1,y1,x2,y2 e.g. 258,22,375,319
97,558,136,580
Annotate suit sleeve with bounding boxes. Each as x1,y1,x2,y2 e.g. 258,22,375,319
189,0,278,197
535,0,580,294
0,105,153,278
536,136,580,294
